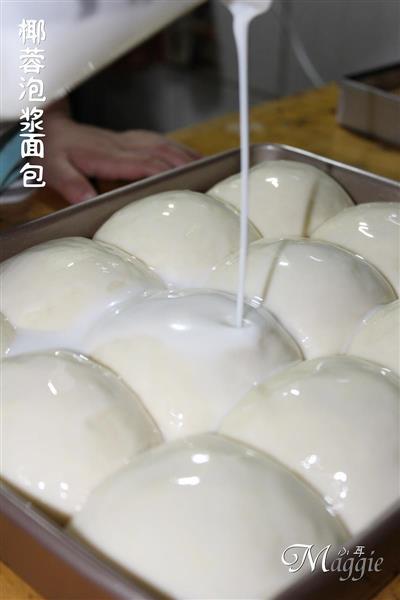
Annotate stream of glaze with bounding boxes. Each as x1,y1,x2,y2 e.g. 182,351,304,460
226,0,273,327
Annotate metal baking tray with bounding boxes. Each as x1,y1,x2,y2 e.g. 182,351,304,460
1,144,399,600
337,62,400,147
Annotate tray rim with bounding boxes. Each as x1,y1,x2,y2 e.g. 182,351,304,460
1,142,399,243
341,61,400,99
1,142,399,600
340,77,400,103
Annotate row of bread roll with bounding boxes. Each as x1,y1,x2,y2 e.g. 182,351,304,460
2,235,396,373
2,162,398,354
2,351,350,599
93,161,356,289
2,214,397,369
1,181,397,458
1,348,349,600
0,283,303,520
69,167,399,598
0,191,257,353
92,163,398,365
68,357,399,597
2,351,397,597
1,239,303,440
5,279,395,451
0,240,163,518
208,162,399,293
3,159,394,597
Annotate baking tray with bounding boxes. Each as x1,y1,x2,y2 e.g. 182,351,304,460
337,62,400,146
1,144,399,600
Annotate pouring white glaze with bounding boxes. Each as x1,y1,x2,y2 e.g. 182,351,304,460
222,0,273,327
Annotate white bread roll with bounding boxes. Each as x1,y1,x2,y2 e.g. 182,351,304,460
347,300,400,374
70,434,347,599
207,239,396,358
1,351,161,520
221,356,400,534
94,190,260,288
83,290,301,440
0,237,164,333
208,160,353,238
312,202,399,294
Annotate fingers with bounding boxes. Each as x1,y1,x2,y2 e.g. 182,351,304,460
70,148,172,181
149,143,199,167
42,125,202,203
169,141,202,160
43,155,97,205
117,131,201,166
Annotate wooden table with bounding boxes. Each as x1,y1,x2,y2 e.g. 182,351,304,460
1,83,399,599
1,83,399,231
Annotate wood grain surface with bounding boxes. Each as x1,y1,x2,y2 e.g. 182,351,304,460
0,83,399,599
1,84,399,232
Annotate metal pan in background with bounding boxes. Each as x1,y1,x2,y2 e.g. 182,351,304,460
1,143,399,600
337,62,400,147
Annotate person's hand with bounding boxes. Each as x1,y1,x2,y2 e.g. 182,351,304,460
41,101,200,204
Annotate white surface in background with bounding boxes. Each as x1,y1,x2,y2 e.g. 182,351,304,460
212,0,400,98
1,0,205,121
